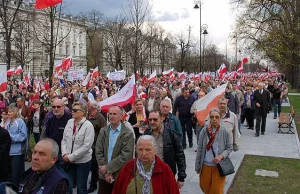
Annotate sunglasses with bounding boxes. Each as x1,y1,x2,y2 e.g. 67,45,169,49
148,118,159,122
52,106,63,109
72,108,83,113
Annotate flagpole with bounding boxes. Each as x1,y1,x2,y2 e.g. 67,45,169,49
54,1,63,59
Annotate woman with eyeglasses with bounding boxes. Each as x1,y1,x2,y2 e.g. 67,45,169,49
29,100,46,143
195,108,233,194
61,102,95,194
128,98,149,141
6,106,28,186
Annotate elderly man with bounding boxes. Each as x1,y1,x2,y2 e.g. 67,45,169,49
160,99,182,142
144,87,161,112
87,100,107,193
19,138,68,194
112,135,180,194
96,105,134,194
218,97,240,151
144,110,186,189
44,98,72,171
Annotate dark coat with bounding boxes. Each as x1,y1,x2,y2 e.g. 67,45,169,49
144,127,186,182
0,126,11,181
253,89,271,116
128,111,149,140
30,108,46,133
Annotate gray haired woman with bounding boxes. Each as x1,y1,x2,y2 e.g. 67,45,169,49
61,102,95,194
195,108,233,194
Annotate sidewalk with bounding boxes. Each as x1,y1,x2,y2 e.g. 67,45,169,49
182,109,300,194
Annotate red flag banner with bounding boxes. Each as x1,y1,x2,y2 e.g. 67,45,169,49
35,0,62,9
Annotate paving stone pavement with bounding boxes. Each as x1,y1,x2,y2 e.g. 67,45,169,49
26,104,300,194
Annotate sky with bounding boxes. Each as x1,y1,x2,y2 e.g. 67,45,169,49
63,0,238,59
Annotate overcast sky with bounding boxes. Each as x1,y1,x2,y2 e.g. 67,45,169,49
63,0,238,59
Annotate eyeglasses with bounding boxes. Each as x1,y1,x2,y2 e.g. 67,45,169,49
72,108,83,113
210,116,220,119
52,106,63,109
148,118,159,122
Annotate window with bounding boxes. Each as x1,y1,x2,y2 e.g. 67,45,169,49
66,45,70,56
73,46,76,56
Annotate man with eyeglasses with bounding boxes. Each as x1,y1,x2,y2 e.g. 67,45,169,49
45,98,72,171
144,110,186,190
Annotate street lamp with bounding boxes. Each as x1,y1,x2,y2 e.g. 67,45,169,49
194,0,202,72
233,33,238,64
202,24,208,70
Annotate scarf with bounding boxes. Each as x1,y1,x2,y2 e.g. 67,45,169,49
206,124,220,151
136,158,155,194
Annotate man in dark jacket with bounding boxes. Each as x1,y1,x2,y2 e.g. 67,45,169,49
19,138,68,194
144,110,186,189
0,125,11,182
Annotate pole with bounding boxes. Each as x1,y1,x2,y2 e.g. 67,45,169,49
203,34,205,71
199,3,202,73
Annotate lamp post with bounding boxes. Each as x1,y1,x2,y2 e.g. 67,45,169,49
202,24,208,70
194,0,202,72
233,33,238,65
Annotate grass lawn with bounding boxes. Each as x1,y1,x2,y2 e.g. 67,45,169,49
228,155,300,194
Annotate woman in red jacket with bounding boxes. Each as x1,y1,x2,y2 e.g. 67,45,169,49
112,135,180,194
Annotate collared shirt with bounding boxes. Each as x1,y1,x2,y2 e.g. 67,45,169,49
151,127,164,161
147,98,154,111
204,127,219,166
108,123,121,162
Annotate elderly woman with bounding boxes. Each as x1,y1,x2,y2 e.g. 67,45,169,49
112,135,180,194
61,102,95,194
195,108,233,194
6,106,28,186
128,98,149,140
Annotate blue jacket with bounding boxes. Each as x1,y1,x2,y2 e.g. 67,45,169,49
243,92,255,110
163,113,183,143
6,118,28,156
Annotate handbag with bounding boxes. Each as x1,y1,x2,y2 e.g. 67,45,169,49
206,128,235,177
62,120,86,171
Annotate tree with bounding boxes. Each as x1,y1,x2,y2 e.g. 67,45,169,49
0,0,24,68
33,6,72,86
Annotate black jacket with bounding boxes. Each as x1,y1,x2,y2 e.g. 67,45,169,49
253,89,271,116
128,111,149,140
0,126,11,181
144,127,187,182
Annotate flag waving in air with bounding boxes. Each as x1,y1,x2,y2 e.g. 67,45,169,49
237,57,248,73
35,0,62,9
217,63,227,79
148,70,157,82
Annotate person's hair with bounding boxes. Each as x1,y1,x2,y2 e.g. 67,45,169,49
51,95,62,100
137,135,157,151
160,99,171,107
209,108,221,116
134,98,144,105
89,100,99,109
182,87,189,92
17,96,26,102
218,96,228,103
32,100,41,105
109,105,124,115
40,138,59,157
8,106,19,118
72,102,88,116
149,110,162,117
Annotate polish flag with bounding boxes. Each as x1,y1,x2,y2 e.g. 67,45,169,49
217,64,227,79
98,74,137,112
35,0,62,9
162,68,174,76
91,66,100,79
178,72,186,79
24,71,31,86
141,75,148,86
138,92,147,99
61,56,72,72
194,73,202,81
237,58,248,73
14,65,23,74
195,83,228,126
169,73,176,81
82,72,91,87
7,68,15,76
0,70,7,93
148,70,157,82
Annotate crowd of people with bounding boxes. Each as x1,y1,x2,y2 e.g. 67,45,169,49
0,72,288,194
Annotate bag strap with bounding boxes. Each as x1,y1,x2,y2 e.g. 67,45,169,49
206,128,216,158
70,120,86,154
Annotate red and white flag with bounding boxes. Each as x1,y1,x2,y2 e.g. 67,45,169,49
55,56,72,72
169,73,176,81
237,58,248,73
24,71,31,86
91,66,100,79
194,73,202,81
82,72,91,87
178,72,186,79
98,74,136,112
14,65,23,74
0,65,7,93
195,83,228,126
217,64,227,79
35,0,62,9
148,70,157,82
141,75,148,86
162,68,174,76
7,68,15,76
